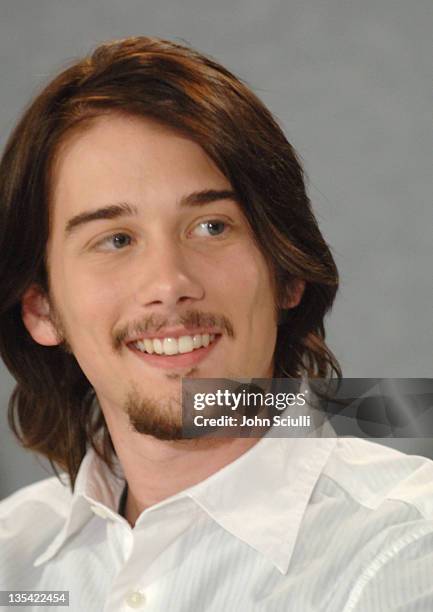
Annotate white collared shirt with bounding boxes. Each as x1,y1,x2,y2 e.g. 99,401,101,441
2,434,433,611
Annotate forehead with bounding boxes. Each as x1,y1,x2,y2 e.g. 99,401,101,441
50,113,231,220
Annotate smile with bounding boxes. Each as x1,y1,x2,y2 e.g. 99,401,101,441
133,333,216,356
128,332,221,371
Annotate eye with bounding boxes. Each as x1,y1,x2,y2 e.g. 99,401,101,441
193,220,228,237
96,232,132,250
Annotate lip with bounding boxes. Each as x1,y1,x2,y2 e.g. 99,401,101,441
127,334,222,370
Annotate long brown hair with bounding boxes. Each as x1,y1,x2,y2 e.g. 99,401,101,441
0,37,340,487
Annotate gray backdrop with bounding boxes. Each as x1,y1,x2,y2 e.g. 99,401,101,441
1,0,432,499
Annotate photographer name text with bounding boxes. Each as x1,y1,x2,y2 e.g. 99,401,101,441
193,414,311,428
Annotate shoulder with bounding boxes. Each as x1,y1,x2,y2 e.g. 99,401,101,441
0,474,72,521
322,437,433,517
301,440,433,609
0,474,73,537
0,476,73,587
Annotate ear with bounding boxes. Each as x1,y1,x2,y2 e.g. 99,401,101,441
21,284,62,346
282,278,306,309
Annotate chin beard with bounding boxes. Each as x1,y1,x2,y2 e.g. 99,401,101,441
125,388,185,440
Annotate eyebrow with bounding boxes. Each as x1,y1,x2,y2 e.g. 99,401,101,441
64,189,238,238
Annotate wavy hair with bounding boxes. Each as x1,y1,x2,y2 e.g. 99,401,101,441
0,37,340,486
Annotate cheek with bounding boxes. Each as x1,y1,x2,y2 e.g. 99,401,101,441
213,246,278,351
224,250,276,319
55,271,127,391
53,263,125,342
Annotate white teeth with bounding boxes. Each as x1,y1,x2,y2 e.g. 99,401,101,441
133,333,217,356
144,339,154,354
178,336,194,354
192,335,201,349
153,338,163,354
163,337,178,355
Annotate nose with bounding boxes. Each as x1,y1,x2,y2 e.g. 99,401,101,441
133,239,205,312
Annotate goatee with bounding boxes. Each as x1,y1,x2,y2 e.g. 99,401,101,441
125,388,185,440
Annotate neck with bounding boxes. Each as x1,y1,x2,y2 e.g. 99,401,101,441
103,407,259,526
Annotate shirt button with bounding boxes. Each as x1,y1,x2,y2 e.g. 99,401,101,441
90,505,110,519
125,591,146,608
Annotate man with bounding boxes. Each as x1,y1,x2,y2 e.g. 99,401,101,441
0,37,432,611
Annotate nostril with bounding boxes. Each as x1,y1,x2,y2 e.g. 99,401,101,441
178,296,195,304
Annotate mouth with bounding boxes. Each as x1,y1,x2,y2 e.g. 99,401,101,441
126,331,222,370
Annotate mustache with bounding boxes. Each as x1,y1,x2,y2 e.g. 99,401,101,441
112,310,235,351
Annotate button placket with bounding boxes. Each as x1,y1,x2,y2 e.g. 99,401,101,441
125,590,146,608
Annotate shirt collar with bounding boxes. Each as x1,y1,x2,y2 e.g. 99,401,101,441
187,433,336,574
33,450,126,568
35,409,337,573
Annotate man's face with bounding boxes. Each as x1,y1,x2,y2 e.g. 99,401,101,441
34,113,281,438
